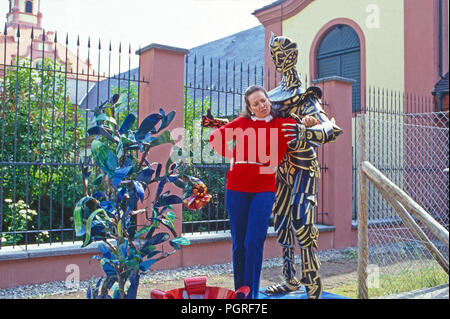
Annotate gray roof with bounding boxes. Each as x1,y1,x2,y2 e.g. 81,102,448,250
79,68,140,111
186,25,265,68
184,25,265,117
79,25,266,118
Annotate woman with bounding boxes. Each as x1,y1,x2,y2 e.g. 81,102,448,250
207,85,316,298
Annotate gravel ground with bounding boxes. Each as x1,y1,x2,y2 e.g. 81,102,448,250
0,247,357,299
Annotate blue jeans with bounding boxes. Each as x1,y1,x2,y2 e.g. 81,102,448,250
225,189,275,299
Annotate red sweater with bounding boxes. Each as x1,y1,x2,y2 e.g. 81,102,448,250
209,116,296,193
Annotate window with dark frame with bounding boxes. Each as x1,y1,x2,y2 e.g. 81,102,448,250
25,1,33,13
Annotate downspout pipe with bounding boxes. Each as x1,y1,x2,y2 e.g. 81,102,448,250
438,0,444,79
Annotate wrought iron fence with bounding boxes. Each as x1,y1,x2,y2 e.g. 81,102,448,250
0,25,143,249
355,87,449,298
182,54,328,234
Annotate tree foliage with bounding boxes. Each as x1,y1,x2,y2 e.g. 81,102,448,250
0,58,86,244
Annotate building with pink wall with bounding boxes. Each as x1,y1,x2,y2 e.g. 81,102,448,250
253,0,449,111
0,0,97,103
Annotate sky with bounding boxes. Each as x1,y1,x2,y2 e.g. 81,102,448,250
0,0,274,71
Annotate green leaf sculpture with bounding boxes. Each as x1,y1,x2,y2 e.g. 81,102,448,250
75,95,210,299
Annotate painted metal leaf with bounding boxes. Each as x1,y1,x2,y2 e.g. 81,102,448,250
166,211,176,222
95,113,109,122
87,283,93,299
127,186,138,213
146,232,170,245
117,219,123,238
133,181,145,202
141,243,156,256
142,132,155,143
88,126,119,144
139,259,157,272
156,177,168,199
82,208,107,248
111,282,120,299
101,260,116,277
119,241,128,259
161,218,175,232
133,225,153,240
173,178,186,190
155,109,176,133
110,94,120,105
95,113,117,126
99,201,114,214
112,165,133,188
116,141,124,160
119,114,136,135
74,196,92,237
135,113,162,141
135,167,154,186
91,220,107,238
145,223,157,239
154,163,162,179
169,240,180,250
171,237,190,246
91,140,118,178
146,250,162,259
156,194,183,208
117,187,127,203
146,217,177,237
98,242,113,259
124,256,141,270
149,130,174,148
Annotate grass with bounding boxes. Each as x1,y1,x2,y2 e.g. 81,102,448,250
370,262,448,297
327,259,448,299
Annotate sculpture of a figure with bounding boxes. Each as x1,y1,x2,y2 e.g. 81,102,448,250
263,33,343,299
201,34,342,299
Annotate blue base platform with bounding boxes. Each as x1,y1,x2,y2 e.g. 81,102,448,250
258,286,350,299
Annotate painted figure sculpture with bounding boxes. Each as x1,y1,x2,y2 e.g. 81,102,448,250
201,34,343,299
264,33,343,299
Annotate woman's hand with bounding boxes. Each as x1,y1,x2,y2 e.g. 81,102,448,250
201,109,229,128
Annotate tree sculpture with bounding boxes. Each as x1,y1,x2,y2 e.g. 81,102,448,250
73,94,210,299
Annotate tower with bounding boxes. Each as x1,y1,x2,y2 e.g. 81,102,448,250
6,0,43,29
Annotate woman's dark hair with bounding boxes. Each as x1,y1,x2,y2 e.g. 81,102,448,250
241,85,278,118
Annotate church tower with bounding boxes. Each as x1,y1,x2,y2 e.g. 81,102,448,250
6,0,43,29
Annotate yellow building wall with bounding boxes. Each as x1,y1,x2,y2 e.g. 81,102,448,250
282,0,404,92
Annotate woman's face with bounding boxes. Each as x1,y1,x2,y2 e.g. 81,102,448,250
247,90,271,119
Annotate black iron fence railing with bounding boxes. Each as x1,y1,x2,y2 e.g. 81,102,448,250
182,54,328,235
0,25,144,249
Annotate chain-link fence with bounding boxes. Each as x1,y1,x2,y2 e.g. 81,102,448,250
356,103,449,298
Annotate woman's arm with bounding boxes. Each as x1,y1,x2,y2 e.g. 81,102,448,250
209,117,242,158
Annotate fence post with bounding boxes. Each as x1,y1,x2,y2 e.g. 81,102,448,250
356,115,369,299
313,76,354,249
136,44,189,269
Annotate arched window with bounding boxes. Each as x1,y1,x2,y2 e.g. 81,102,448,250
25,1,33,13
317,25,361,111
